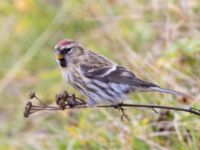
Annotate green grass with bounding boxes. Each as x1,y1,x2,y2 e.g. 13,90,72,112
0,0,199,149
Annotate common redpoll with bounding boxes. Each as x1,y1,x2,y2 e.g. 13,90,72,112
54,39,187,106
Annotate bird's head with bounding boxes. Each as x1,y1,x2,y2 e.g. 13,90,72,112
54,39,83,67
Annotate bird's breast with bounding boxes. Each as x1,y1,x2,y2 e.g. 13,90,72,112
60,67,71,82
61,67,79,84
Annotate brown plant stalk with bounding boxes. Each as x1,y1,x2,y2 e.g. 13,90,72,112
24,91,200,121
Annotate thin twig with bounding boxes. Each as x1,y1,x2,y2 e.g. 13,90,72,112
97,103,200,116
24,91,200,120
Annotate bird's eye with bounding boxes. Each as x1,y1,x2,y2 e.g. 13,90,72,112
61,48,72,54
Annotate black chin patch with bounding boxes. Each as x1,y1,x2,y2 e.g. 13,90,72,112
59,58,67,67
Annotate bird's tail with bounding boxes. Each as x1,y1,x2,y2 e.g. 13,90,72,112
149,86,189,97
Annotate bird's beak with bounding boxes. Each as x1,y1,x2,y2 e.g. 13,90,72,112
55,51,63,60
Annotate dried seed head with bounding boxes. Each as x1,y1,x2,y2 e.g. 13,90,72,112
56,94,62,105
59,100,66,110
62,91,69,100
25,101,32,111
68,99,76,108
72,94,75,101
24,111,29,118
24,101,32,118
29,91,36,99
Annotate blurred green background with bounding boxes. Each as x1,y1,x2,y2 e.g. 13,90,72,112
0,0,199,149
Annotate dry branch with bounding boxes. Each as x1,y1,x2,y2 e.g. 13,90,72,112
24,91,200,120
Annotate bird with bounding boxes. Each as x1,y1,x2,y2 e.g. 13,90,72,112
54,39,187,106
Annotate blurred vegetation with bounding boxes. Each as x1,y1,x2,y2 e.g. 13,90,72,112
0,0,199,149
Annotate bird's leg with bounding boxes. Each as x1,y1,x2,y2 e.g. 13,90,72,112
113,103,130,121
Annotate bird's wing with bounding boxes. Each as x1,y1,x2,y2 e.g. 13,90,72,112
80,64,159,88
